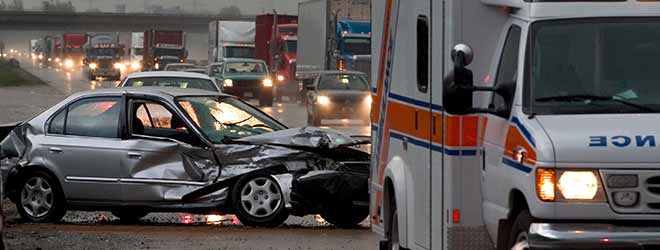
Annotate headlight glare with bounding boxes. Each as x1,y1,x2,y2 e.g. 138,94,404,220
223,79,233,87
317,96,331,105
365,95,373,105
263,78,273,87
130,62,141,70
558,171,600,200
64,59,74,68
89,63,97,69
276,75,285,82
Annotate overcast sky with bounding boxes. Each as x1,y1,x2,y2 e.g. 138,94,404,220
19,0,304,14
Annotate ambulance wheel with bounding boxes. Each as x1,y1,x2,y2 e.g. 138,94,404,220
387,208,399,250
231,173,289,227
508,209,532,250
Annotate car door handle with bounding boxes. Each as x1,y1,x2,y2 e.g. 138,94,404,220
48,147,63,153
127,152,142,159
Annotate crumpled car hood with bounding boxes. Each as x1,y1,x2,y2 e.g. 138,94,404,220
236,127,369,149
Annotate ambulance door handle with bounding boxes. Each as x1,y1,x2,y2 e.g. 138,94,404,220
402,137,408,151
481,149,486,171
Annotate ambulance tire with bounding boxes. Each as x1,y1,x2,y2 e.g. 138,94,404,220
387,208,400,250
508,209,532,250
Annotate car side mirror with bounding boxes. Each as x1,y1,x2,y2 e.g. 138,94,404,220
443,44,475,115
444,44,513,115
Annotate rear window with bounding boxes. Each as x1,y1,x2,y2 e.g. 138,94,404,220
318,74,369,91
125,77,217,91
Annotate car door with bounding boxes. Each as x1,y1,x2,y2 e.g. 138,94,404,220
120,98,211,202
42,96,125,201
482,24,523,233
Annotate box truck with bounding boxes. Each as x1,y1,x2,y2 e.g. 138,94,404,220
296,0,372,98
208,21,256,63
371,0,660,250
143,30,186,71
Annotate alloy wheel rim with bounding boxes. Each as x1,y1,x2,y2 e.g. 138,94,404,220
20,176,54,218
240,177,282,218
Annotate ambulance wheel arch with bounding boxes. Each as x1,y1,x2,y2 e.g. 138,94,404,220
494,189,530,250
382,156,410,249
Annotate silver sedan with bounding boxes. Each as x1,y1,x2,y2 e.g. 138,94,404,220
0,87,370,228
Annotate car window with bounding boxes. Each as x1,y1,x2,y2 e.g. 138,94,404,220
131,101,199,145
65,97,121,138
48,109,65,134
318,74,369,91
124,77,217,91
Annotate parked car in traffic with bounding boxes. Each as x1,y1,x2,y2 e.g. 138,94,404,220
0,87,370,228
163,63,196,71
213,58,274,107
118,71,220,92
304,71,371,126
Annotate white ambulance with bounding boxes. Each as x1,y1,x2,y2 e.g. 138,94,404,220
370,0,660,249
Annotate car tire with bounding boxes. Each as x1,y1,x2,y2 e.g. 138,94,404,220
259,94,274,107
508,209,533,250
387,208,399,250
15,170,66,223
231,173,289,227
112,209,149,223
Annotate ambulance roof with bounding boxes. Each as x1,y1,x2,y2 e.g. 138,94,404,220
482,0,660,19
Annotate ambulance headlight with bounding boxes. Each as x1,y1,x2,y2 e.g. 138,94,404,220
536,169,606,202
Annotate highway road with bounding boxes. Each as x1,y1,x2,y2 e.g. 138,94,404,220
1,55,377,250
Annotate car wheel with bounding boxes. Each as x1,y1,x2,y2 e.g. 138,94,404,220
508,209,533,250
112,209,149,223
16,171,66,223
388,208,399,250
231,173,289,227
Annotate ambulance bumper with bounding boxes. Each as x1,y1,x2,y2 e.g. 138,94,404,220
526,223,660,250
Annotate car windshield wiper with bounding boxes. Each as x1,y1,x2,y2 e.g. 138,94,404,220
536,94,656,113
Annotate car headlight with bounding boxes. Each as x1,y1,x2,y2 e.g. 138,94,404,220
536,168,606,202
114,63,124,70
154,63,159,69
38,54,43,60
64,59,74,68
316,96,331,105
130,62,141,70
276,75,285,82
55,57,61,62
89,63,97,69
223,79,234,87
263,78,273,87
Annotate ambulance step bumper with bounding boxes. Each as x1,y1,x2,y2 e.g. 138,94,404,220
527,223,660,250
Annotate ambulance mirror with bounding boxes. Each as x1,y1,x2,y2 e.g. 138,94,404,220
444,44,475,115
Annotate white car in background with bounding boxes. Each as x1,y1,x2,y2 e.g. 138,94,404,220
119,71,221,92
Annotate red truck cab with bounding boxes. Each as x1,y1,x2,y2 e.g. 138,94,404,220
255,14,299,101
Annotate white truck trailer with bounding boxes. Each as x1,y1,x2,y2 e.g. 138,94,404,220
208,20,256,63
370,0,660,249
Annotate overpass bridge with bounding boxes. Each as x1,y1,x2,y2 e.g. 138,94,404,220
0,11,255,33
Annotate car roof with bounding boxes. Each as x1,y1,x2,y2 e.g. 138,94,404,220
316,70,366,76
72,87,228,99
221,58,267,64
165,63,195,66
125,71,213,80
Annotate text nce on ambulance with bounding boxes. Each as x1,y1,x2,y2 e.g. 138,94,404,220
370,0,660,249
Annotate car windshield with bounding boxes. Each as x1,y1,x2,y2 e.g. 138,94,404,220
318,74,369,91
224,46,255,58
528,18,660,114
343,38,370,55
224,62,267,74
177,96,286,142
125,77,217,91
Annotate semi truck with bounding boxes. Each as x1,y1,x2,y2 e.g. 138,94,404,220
61,33,87,70
208,21,256,63
256,14,299,101
143,30,186,71
371,0,660,250
296,0,371,88
128,32,144,71
84,33,123,80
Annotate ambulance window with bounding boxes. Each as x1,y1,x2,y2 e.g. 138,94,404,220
417,15,429,93
492,25,522,118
